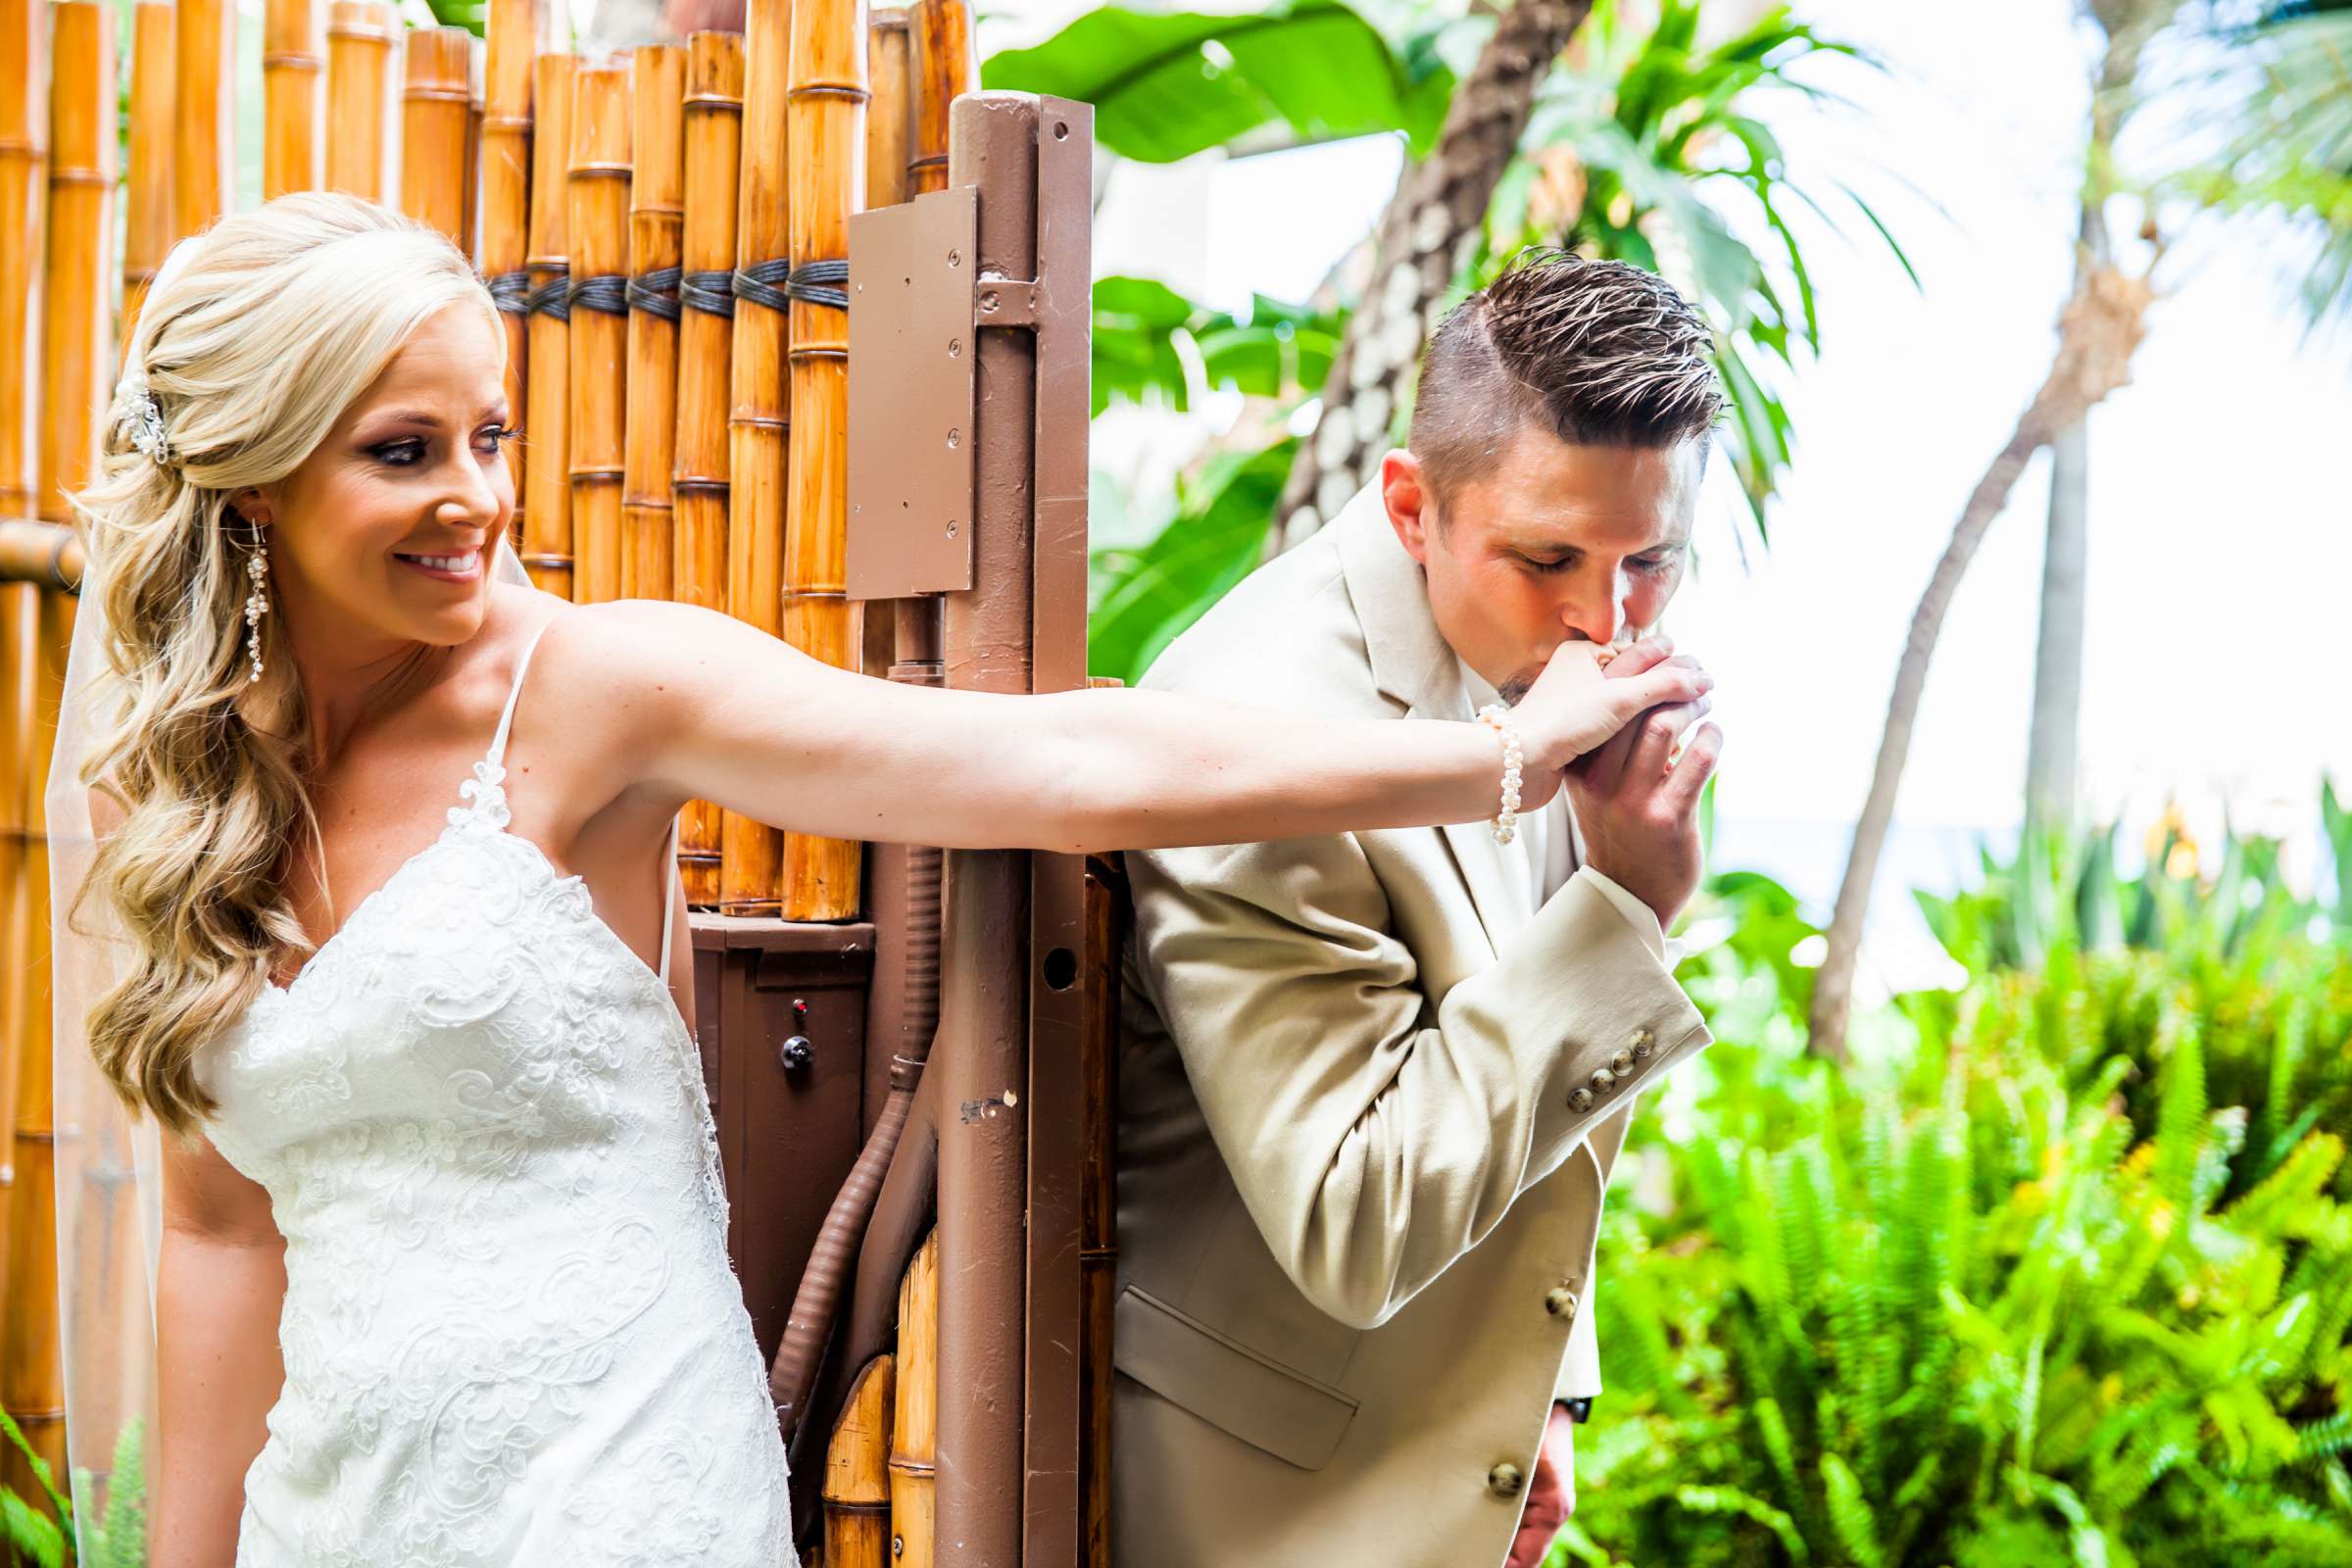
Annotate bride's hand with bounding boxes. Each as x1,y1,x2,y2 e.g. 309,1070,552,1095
1509,634,1712,805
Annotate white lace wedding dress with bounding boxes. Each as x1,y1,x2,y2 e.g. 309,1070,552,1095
196,610,798,1566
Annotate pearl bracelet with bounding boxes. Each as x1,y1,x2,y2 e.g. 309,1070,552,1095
1474,703,1524,845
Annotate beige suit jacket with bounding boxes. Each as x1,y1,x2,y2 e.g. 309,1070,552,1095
1111,482,1715,1568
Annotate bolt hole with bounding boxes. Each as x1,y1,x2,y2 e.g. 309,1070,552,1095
1043,947,1078,991
947,427,960,449
1054,122,1070,140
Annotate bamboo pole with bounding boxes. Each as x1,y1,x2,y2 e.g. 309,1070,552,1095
672,31,741,908
522,51,576,597
721,0,789,914
566,58,630,606
622,44,684,603
464,32,483,262
906,0,971,197
400,26,475,247
174,0,233,236
8,0,111,1494
37,9,119,1494
480,0,541,557
858,7,910,683
0,0,40,1502
324,1,396,205
891,1232,939,1568
823,1354,896,1568
263,0,324,198
119,0,172,354
780,0,867,921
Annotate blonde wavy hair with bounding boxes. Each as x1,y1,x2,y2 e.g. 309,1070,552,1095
66,191,502,1142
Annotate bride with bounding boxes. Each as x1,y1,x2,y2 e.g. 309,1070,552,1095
53,193,1711,1567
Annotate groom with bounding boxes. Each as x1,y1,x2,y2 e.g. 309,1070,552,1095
1111,252,1726,1567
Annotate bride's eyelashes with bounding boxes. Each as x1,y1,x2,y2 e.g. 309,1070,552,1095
368,425,519,467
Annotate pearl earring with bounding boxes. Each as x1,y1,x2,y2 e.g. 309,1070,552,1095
243,533,270,682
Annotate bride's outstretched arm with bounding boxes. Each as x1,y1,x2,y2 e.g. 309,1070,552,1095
581,599,1710,855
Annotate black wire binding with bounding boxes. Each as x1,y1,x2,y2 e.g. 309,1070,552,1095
786,258,850,311
526,268,572,321
626,266,683,322
730,257,793,313
680,270,737,318
487,270,532,317
567,272,630,317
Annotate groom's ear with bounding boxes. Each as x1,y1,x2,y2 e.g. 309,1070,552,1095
1381,449,1436,566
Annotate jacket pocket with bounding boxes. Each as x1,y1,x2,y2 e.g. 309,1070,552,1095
1114,1284,1361,1471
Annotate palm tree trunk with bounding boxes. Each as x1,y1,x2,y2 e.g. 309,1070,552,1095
1270,0,1592,552
2025,415,2089,831
1807,266,2154,1059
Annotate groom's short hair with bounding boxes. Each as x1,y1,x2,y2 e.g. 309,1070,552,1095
1408,249,1724,514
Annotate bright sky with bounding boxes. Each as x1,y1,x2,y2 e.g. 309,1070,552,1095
1038,0,2352,946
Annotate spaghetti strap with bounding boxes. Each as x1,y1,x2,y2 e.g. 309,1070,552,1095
660,815,680,986
486,611,568,771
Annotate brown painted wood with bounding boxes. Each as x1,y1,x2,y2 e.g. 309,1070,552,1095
674,30,743,909
263,0,325,198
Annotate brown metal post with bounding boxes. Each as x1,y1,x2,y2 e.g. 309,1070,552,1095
932,89,1039,1568
1021,95,1094,1568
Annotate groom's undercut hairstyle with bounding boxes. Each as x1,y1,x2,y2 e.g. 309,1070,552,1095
1409,249,1725,517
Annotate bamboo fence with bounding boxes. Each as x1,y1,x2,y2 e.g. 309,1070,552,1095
622,44,685,603
324,1,395,203
673,31,743,906
263,0,323,201
0,0,979,1527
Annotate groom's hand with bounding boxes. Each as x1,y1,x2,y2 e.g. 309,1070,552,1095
1562,634,1722,933
1505,1400,1579,1568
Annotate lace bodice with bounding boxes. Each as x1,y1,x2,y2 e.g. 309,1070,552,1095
197,610,797,1566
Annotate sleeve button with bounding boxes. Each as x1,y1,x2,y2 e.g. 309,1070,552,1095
1487,1461,1525,1497
1568,1087,1594,1112
1544,1285,1580,1320
1589,1066,1617,1093
1610,1049,1635,1072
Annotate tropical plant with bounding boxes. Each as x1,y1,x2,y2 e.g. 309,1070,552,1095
1045,0,1918,676
1450,0,1913,543
983,0,1464,165
1558,826,2352,1565
70,1419,147,1568
0,1409,72,1568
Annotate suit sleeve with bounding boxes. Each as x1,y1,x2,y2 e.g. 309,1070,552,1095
1125,831,1713,1333
1585,866,1691,968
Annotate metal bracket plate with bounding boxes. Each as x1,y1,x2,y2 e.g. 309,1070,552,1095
848,183,980,599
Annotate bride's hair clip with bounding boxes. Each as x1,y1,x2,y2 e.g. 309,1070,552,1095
112,363,175,471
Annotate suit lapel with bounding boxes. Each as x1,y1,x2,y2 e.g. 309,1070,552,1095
1331,484,1524,956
